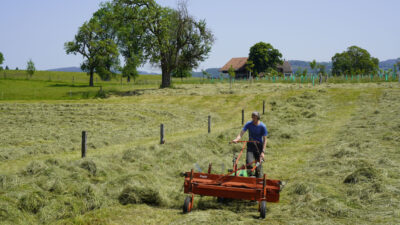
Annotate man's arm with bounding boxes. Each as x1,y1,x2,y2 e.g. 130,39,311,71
232,130,245,143
260,136,267,160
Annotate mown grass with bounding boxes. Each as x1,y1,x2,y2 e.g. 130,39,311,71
0,82,399,224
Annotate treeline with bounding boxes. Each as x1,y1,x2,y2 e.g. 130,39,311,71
65,0,214,87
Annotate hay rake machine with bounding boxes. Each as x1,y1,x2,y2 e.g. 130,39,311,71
182,141,282,218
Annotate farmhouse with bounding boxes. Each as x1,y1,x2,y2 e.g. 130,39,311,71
220,57,293,79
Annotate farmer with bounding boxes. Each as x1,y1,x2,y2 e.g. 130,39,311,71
232,111,268,178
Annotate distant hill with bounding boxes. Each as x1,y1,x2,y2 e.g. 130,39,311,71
47,67,83,72
290,58,399,73
379,58,400,71
191,68,226,78
289,60,332,73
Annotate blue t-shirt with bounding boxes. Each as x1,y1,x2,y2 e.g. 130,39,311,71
242,121,268,144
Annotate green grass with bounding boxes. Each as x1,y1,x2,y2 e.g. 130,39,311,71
0,81,399,224
1,70,399,101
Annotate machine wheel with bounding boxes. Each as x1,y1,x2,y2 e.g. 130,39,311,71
260,201,266,219
183,196,192,213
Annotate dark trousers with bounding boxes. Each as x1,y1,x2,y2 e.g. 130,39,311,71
246,142,263,178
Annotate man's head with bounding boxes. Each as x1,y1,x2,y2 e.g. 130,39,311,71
251,111,260,123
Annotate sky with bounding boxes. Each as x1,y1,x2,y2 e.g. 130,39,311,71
0,0,399,72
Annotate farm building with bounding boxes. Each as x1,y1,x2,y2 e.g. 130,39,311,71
220,57,293,79
277,61,293,77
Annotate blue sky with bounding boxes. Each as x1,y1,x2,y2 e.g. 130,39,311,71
0,0,399,72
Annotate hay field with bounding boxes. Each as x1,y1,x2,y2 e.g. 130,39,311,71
0,82,399,224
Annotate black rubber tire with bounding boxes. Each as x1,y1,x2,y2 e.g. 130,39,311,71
260,201,266,219
183,196,192,214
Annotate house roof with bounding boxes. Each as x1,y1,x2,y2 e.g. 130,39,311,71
277,61,293,73
220,57,292,73
220,57,248,72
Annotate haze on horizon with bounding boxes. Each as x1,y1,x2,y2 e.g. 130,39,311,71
0,0,399,72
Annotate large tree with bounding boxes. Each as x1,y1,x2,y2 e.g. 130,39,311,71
248,42,282,74
144,1,214,88
65,18,119,86
99,0,149,82
331,46,379,75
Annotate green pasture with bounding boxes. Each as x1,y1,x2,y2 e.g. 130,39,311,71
0,70,399,101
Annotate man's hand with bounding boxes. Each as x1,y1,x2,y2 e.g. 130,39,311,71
260,152,265,161
232,138,240,143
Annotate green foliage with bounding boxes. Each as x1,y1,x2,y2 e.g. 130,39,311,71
0,52,4,66
122,57,139,82
65,18,119,86
302,68,308,76
295,68,302,76
26,59,35,77
265,67,278,77
227,65,235,78
172,67,192,80
201,69,211,79
248,42,283,74
309,60,317,74
97,1,146,82
144,1,214,88
5,65,9,70
245,60,254,75
332,46,379,75
317,64,326,75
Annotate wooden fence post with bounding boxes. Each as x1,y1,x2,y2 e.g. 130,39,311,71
242,109,244,125
208,115,211,133
263,100,265,115
160,124,164,144
81,131,87,158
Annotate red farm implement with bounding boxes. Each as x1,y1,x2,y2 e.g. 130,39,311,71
182,141,282,218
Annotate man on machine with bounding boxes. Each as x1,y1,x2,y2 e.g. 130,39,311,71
232,111,268,178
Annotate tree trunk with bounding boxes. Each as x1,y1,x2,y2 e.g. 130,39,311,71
127,76,131,83
89,70,94,87
161,64,171,88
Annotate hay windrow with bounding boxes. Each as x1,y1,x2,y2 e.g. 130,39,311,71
343,167,380,184
118,186,163,206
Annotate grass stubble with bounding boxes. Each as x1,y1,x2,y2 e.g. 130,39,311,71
0,82,399,224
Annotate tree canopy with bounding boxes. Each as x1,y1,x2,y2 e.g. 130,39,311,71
26,59,35,77
0,52,4,66
65,0,214,88
143,1,214,87
65,18,119,86
309,60,317,73
331,46,379,75
248,42,282,74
